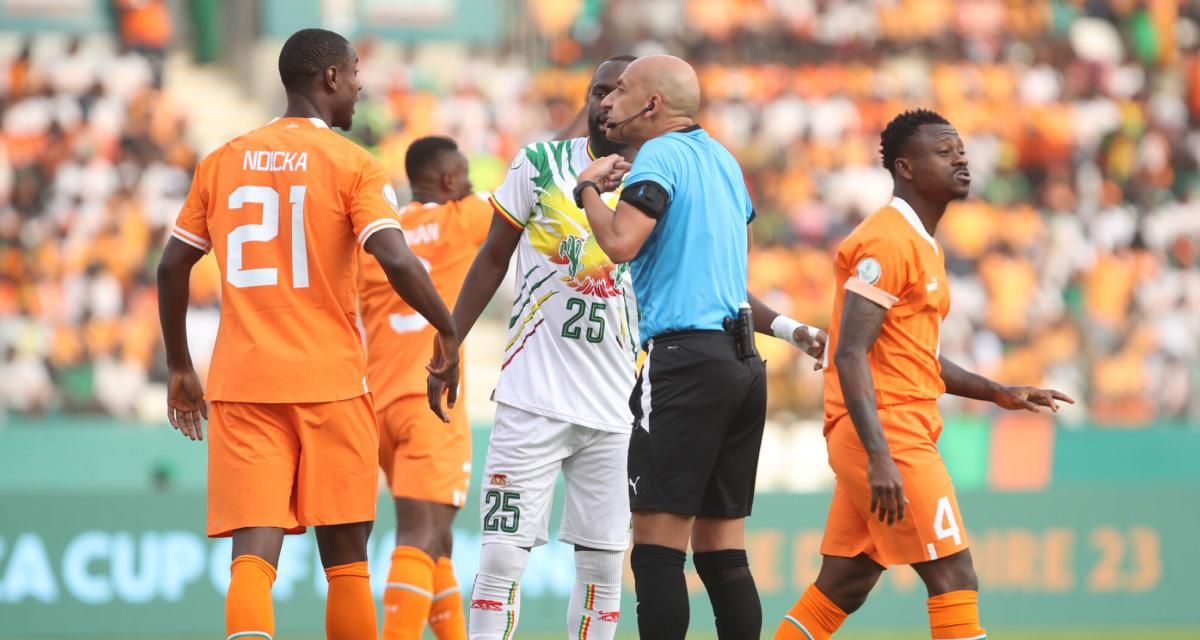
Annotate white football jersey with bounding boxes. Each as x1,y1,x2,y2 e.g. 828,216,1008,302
486,137,638,432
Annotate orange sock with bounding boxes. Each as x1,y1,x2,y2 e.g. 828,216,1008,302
428,557,467,640
774,584,847,640
226,555,276,640
928,590,986,639
382,546,435,640
325,561,378,640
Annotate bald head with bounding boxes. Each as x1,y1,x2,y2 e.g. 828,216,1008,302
623,55,700,118
600,54,702,146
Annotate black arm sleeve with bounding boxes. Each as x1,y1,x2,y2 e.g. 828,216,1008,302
619,180,670,219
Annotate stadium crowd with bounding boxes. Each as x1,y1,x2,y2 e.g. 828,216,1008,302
0,29,200,420
1,0,1198,427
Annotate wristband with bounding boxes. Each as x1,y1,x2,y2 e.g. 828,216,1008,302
771,315,815,347
573,180,600,208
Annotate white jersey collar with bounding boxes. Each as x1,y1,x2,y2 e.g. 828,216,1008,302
889,196,938,253
267,117,330,129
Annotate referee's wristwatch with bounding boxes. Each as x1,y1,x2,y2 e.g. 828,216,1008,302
573,180,600,208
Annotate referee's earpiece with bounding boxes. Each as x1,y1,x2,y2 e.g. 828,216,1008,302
644,100,655,114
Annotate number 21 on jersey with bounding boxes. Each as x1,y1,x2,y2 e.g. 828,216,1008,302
226,185,308,288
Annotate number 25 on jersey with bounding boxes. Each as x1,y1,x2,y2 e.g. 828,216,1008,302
226,185,309,289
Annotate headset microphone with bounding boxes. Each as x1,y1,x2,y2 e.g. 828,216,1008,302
605,102,654,130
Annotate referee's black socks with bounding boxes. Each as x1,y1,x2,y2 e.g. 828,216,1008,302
631,544,689,639
694,548,762,640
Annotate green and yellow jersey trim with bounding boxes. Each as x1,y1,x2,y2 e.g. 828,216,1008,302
489,193,525,231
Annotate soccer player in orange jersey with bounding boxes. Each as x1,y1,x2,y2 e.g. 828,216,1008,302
156,29,459,640
359,136,489,640
774,110,1074,640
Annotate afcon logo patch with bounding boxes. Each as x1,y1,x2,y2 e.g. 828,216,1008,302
489,473,508,487
855,257,882,285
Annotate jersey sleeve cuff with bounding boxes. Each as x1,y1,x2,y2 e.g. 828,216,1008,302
357,218,403,247
845,277,899,309
489,194,525,230
171,226,211,253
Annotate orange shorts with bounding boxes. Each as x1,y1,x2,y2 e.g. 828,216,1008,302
821,402,969,566
377,395,471,507
206,395,379,538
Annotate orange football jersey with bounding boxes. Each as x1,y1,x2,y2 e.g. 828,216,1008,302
357,194,491,409
171,117,404,403
823,196,950,431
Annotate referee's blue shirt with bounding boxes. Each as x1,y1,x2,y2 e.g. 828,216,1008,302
624,125,754,345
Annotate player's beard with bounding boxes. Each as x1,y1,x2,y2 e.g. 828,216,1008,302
588,115,625,157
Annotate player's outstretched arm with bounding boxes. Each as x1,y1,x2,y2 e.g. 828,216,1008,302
424,215,521,422
365,227,459,380
836,291,905,526
748,293,826,366
157,238,208,441
365,226,457,336
450,215,522,341
939,356,1075,413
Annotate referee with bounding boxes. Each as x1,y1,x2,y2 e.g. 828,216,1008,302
577,55,825,640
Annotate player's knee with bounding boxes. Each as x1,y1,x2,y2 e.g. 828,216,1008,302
941,560,979,594
432,529,454,559
393,524,439,557
920,552,979,596
477,543,530,582
825,579,873,614
575,548,624,585
314,522,371,567
814,560,881,614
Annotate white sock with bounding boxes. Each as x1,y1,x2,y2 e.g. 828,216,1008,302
468,544,529,640
568,549,624,640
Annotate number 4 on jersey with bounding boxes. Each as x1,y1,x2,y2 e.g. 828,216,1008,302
226,184,308,288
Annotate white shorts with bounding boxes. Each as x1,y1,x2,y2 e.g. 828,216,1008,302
479,403,631,551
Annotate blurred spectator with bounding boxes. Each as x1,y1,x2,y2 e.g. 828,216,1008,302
0,34,194,422
112,0,173,88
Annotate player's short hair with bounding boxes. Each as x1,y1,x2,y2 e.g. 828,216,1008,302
405,136,460,184
604,54,637,64
278,28,352,92
880,108,950,176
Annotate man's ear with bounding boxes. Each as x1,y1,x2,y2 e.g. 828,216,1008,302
324,65,338,93
894,157,913,181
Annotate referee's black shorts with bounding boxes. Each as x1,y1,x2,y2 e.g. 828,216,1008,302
627,330,767,518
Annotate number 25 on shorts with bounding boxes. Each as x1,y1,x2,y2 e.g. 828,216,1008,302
483,490,521,534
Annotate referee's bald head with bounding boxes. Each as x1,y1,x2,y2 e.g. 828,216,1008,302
600,54,701,145
624,55,700,118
